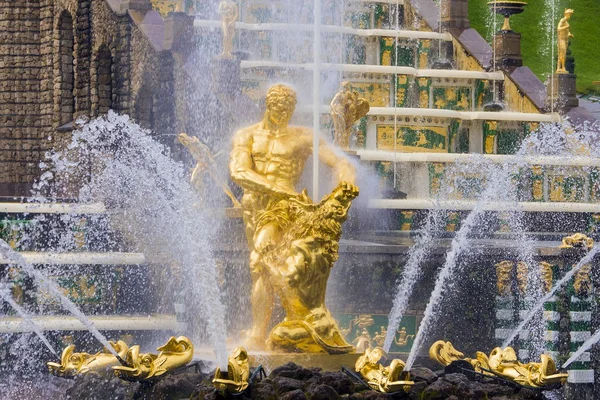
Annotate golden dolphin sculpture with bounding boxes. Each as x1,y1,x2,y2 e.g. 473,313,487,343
212,347,250,394
47,340,129,377
355,347,413,393
429,341,568,388
112,336,194,381
560,233,594,249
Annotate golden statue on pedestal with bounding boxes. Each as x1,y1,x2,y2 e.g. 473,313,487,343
230,84,358,352
218,0,238,59
556,9,574,74
48,340,129,377
355,347,413,393
330,82,370,150
429,341,568,389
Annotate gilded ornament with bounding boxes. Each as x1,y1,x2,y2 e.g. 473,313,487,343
355,347,413,393
353,328,372,353
48,340,129,377
213,347,250,394
560,233,594,249
230,84,357,351
112,336,193,381
495,261,513,296
394,327,415,346
178,133,240,208
573,263,592,296
539,262,553,293
372,326,387,348
330,82,370,150
556,9,574,74
429,341,568,388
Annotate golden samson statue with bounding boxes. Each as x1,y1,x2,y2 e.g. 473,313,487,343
230,84,359,353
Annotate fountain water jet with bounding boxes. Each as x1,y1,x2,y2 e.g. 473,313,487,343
0,239,120,360
382,207,446,353
0,284,57,356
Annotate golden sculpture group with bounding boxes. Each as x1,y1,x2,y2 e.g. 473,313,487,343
230,84,360,353
429,341,568,388
355,347,413,393
48,336,193,381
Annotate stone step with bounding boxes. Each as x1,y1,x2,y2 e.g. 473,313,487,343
0,314,182,332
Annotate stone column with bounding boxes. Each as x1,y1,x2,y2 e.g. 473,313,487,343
440,0,469,34
546,74,579,114
493,31,523,69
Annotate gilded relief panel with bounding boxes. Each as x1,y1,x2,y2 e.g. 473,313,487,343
377,125,447,152
348,82,391,107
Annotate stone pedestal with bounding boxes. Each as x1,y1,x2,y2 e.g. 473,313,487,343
546,73,579,113
440,0,469,33
211,58,242,96
164,12,195,53
493,30,522,69
128,0,153,11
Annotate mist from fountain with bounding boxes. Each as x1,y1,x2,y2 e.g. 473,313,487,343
405,157,518,370
0,239,118,359
402,122,600,369
0,284,57,356
32,112,229,368
502,245,600,350
505,208,546,360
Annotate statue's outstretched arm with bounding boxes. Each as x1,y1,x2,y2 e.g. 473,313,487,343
230,130,297,198
318,137,356,184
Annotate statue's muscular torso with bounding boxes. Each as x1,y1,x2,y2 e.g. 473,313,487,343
251,126,311,190
232,123,313,196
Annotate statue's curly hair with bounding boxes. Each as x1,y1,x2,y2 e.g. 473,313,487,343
266,84,297,111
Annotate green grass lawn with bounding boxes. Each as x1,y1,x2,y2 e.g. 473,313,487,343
469,0,600,93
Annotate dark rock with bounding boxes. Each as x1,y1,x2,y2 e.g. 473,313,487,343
66,374,140,400
251,382,276,400
143,372,206,399
361,390,407,399
305,384,340,400
515,388,545,399
189,382,218,400
409,367,437,384
446,396,459,400
271,362,316,381
348,393,365,400
456,380,487,399
442,373,468,385
482,383,515,397
279,389,307,400
314,371,354,394
408,381,428,400
273,377,305,394
422,378,456,400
